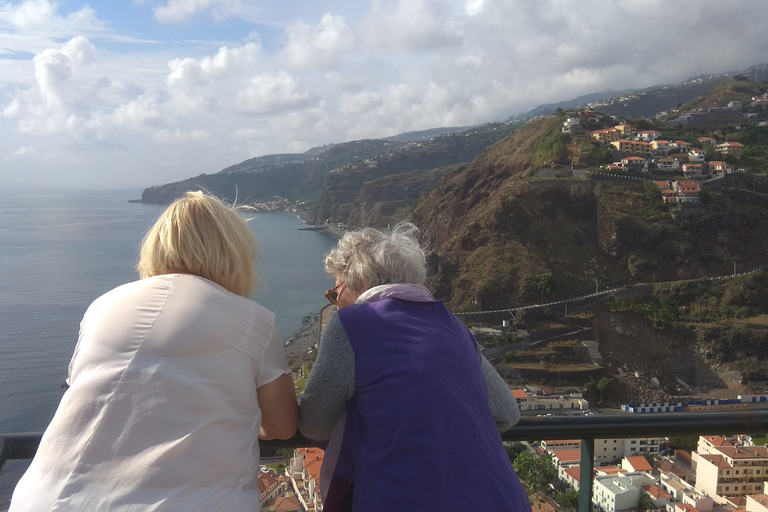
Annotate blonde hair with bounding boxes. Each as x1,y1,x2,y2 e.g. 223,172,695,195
137,191,258,297
324,222,426,294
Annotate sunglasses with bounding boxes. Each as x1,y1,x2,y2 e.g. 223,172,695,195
325,282,345,305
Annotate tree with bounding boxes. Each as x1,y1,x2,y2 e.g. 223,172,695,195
505,442,527,461
553,490,580,511
639,493,656,511
668,436,698,451
512,451,558,493
537,272,555,303
596,377,614,405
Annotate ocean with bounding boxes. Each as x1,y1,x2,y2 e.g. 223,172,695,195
0,190,338,504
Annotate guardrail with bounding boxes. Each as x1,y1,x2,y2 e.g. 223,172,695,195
3,410,768,512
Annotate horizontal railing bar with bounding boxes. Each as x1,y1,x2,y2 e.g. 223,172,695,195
3,411,767,461
502,410,768,441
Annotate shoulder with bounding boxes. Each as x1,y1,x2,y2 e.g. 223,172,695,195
174,274,276,319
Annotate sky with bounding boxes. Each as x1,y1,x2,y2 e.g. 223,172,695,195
1,0,767,190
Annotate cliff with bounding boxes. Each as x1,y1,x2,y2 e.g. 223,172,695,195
140,139,407,204
309,124,516,224
412,116,768,312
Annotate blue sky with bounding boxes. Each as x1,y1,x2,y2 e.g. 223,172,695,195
1,0,768,190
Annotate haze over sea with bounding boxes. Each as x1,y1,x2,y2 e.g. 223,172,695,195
0,190,337,504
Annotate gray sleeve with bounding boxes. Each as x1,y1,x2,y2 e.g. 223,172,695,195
298,312,356,442
481,352,520,432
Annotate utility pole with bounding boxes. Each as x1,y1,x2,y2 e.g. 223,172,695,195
734,261,736,277
593,278,599,295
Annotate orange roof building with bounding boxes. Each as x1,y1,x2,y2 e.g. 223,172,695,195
623,455,653,472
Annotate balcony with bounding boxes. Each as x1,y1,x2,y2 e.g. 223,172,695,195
2,410,768,512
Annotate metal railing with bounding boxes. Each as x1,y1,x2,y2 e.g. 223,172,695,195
3,410,768,512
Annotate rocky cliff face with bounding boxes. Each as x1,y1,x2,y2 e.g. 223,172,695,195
310,127,516,224
345,165,457,228
412,116,768,311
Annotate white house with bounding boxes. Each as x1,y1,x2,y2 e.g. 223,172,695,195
688,149,705,162
642,484,674,510
593,472,655,512
511,389,589,412
656,157,681,170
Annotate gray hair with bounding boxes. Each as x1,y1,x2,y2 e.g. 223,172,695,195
324,222,427,293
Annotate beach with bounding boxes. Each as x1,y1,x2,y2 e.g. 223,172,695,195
284,314,321,368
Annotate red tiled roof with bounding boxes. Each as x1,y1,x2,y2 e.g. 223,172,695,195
511,389,528,399
565,466,582,482
272,495,302,512
258,472,280,499
717,446,768,459
703,435,730,447
625,455,653,472
551,449,581,463
643,484,673,499
657,460,686,478
676,504,699,512
699,454,733,469
750,494,768,507
597,466,627,476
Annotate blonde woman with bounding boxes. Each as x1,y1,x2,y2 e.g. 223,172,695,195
11,191,297,511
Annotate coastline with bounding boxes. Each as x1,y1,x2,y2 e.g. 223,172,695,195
284,314,321,367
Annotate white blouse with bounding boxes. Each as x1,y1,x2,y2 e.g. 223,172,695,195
10,274,289,511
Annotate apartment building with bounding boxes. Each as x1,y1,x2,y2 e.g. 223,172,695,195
544,436,665,465
694,443,768,505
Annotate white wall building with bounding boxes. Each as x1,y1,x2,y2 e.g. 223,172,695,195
593,472,655,512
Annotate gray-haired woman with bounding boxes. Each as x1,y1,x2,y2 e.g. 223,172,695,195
299,222,531,512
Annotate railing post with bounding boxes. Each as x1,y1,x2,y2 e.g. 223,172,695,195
0,437,8,474
578,438,594,512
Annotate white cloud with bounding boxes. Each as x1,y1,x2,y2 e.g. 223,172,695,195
281,13,352,69
112,95,164,128
165,42,261,113
153,0,243,22
0,0,109,52
11,144,35,155
237,71,317,115
361,0,461,52
152,128,209,143
33,35,95,111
